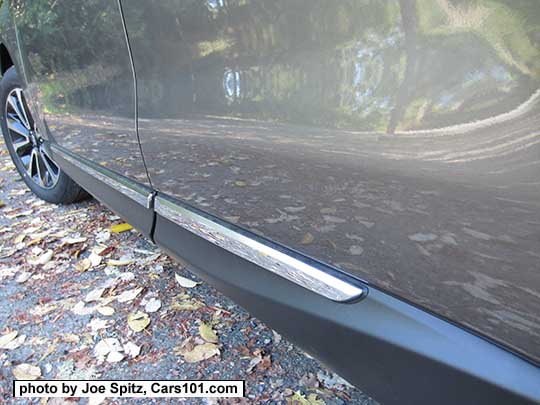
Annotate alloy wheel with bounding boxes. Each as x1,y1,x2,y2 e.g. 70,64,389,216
5,87,59,189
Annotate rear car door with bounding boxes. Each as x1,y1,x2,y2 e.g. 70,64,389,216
120,0,540,402
11,0,153,233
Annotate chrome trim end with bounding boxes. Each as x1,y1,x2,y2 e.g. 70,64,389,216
155,196,366,302
51,144,153,208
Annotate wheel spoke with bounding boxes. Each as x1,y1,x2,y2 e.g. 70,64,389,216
15,89,32,129
5,87,60,189
12,138,31,152
7,115,30,138
28,148,37,177
40,148,60,184
7,93,30,129
33,149,46,187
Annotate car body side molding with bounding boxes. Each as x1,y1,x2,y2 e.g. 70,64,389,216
155,194,366,302
51,143,366,302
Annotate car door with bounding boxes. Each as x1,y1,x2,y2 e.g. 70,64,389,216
10,0,150,187
120,0,540,391
10,0,154,234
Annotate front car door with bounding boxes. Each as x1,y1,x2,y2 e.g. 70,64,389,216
10,0,154,233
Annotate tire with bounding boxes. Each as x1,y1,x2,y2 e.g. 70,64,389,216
0,66,88,204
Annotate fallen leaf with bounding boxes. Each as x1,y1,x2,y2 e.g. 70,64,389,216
123,342,141,358
15,272,32,283
75,258,92,272
170,299,203,311
13,364,41,380
64,236,87,245
106,351,124,363
30,303,57,317
127,311,150,332
179,343,220,363
287,392,325,405
28,250,53,266
107,258,134,266
13,234,26,244
97,306,115,316
145,298,161,313
110,223,133,233
175,273,200,288
117,287,143,303
88,318,109,332
71,301,95,316
94,338,122,357
39,342,57,362
85,288,105,303
62,334,80,344
0,331,18,348
89,252,102,267
199,323,218,343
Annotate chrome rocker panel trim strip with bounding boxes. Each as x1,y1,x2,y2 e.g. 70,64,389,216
51,143,365,301
154,195,366,302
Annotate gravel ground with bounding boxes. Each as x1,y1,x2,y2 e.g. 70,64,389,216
0,143,377,404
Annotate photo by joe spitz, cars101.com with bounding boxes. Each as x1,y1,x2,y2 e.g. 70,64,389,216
0,0,540,403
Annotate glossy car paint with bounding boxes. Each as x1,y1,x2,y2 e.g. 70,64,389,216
1,0,539,378
7,0,150,186
120,0,540,364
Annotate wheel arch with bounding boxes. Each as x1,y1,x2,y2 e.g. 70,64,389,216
0,41,14,76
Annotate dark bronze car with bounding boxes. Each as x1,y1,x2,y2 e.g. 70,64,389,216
1,0,539,403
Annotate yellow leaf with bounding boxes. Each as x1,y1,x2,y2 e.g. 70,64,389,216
199,323,218,343
13,363,41,380
0,200,5,208
111,223,133,233
234,180,247,187
127,311,150,332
